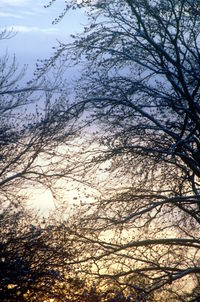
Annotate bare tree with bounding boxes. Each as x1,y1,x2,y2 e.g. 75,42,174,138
0,204,72,301
0,28,85,210
1,204,130,302
0,28,93,301
46,0,200,300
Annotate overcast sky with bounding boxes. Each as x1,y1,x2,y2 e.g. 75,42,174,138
0,0,86,71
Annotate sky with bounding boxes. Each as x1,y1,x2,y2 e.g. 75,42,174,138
0,0,87,71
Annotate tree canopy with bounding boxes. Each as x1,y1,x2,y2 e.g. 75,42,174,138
1,0,200,301
45,0,200,300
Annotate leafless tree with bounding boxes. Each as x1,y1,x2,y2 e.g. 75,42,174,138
1,204,131,302
0,28,85,210
46,0,200,300
0,204,73,301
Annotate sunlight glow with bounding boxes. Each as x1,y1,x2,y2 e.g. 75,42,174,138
27,188,56,215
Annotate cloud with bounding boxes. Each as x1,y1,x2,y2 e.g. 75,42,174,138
0,12,23,18
5,25,58,34
0,0,30,7
0,1,48,20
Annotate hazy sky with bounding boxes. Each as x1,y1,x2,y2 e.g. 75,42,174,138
0,0,86,70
